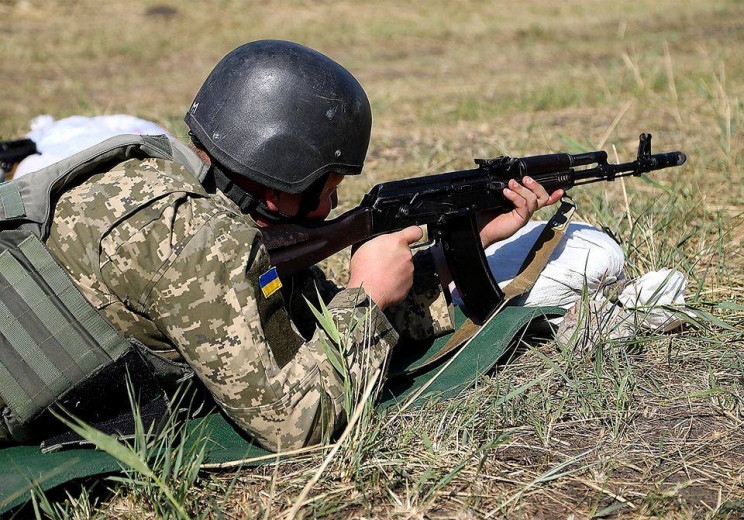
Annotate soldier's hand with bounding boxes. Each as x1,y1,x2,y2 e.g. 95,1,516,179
348,226,423,310
476,177,563,248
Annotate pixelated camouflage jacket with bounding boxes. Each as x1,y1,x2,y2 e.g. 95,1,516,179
44,154,454,450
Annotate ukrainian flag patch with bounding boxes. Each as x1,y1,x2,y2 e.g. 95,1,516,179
259,267,282,298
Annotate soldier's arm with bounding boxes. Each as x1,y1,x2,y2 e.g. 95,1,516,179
287,247,455,343
383,247,455,341
103,197,396,451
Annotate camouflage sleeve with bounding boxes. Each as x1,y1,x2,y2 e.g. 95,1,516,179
102,198,396,451
384,247,455,341
282,247,454,342
280,266,343,341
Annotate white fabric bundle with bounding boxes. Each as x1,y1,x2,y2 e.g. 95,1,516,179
449,221,626,309
14,114,171,178
615,268,688,331
448,220,688,334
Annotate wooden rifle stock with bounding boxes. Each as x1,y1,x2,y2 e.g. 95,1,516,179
260,207,374,278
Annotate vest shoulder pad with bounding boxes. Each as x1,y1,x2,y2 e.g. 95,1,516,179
0,134,209,239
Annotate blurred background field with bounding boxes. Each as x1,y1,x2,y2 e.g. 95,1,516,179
1,0,743,518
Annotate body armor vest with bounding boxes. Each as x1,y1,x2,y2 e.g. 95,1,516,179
0,134,206,447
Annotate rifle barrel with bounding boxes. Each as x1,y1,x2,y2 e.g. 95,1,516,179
519,150,608,178
572,150,686,184
651,151,687,169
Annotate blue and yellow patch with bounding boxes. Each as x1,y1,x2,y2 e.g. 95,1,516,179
259,267,282,298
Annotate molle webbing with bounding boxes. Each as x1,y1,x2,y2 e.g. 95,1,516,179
0,135,204,443
0,232,131,427
0,182,25,220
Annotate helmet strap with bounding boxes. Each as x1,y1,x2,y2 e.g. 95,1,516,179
196,131,333,222
212,163,280,221
296,173,330,218
211,163,317,224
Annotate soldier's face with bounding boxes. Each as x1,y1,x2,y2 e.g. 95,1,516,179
271,172,344,221
305,173,344,220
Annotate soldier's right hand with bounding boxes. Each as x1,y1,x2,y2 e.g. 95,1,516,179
348,226,423,310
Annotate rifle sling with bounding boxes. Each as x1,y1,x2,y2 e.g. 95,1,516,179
401,197,576,376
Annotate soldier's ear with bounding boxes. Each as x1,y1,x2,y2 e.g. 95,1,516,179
260,187,279,211
265,189,282,211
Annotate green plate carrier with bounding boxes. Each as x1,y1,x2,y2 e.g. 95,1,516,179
0,135,208,443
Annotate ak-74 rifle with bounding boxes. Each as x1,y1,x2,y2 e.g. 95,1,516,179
261,133,686,324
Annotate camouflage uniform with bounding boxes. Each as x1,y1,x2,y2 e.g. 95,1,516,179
44,156,454,450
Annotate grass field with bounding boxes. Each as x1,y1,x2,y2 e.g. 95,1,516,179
1,0,743,518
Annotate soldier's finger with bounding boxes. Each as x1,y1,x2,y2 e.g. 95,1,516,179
503,187,530,221
399,225,424,245
523,176,550,206
547,189,564,205
508,179,538,213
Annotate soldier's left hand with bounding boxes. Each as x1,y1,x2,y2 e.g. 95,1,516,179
476,177,563,248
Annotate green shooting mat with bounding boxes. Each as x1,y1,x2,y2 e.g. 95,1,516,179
0,305,564,514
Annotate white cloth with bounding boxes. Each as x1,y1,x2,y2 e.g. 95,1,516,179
556,268,689,345
450,221,689,335
14,114,171,178
616,268,688,331
449,221,626,309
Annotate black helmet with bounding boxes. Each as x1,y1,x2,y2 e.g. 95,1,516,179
185,40,372,194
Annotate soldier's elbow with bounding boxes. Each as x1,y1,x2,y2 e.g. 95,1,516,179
226,391,344,453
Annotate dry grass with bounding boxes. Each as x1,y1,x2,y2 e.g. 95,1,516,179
2,0,743,518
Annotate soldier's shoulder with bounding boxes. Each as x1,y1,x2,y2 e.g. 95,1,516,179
110,157,208,197
53,156,242,244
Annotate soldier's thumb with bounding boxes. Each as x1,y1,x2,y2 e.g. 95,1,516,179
399,226,424,245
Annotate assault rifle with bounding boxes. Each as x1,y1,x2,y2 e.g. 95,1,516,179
0,139,38,177
262,133,686,323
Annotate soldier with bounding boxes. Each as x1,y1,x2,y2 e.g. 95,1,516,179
0,40,560,450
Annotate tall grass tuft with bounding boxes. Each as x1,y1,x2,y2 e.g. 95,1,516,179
40,380,212,520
